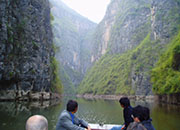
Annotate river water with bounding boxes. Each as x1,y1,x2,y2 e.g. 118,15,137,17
0,97,180,130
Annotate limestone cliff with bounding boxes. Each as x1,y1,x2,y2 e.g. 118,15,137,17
0,0,57,100
79,0,180,95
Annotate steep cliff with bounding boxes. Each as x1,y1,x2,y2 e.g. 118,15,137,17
90,0,121,62
50,0,97,94
78,0,180,95
0,0,61,100
91,0,151,61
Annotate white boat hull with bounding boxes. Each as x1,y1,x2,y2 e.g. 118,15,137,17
89,123,122,130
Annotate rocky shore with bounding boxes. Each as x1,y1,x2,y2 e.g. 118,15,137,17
155,93,180,105
0,90,61,101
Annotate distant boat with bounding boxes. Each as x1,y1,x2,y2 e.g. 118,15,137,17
89,124,122,130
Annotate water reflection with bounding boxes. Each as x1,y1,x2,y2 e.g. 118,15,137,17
151,103,180,130
0,100,62,130
76,98,124,124
0,97,180,130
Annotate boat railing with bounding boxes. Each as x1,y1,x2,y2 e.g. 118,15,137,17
89,123,122,130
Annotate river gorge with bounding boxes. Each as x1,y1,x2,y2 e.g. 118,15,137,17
0,97,180,130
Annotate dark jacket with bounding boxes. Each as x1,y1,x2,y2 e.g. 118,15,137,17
141,119,155,130
124,106,134,130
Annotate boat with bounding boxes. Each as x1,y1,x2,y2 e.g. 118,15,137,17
89,123,122,130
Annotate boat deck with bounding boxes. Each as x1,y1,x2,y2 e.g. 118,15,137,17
89,123,121,130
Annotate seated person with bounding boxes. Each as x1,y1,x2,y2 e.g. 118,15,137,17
127,105,147,130
56,100,91,130
111,97,133,130
26,115,48,130
141,107,155,130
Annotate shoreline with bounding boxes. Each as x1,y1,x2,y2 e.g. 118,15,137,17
77,93,180,105
76,94,155,101
0,91,180,105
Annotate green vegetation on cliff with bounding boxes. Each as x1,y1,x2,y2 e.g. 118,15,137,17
151,31,180,94
78,0,180,96
78,53,133,95
50,11,63,94
59,66,75,94
78,33,162,95
50,57,63,93
79,30,180,95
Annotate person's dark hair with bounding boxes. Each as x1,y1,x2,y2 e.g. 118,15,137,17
142,106,150,120
66,100,78,112
119,97,130,107
132,105,145,122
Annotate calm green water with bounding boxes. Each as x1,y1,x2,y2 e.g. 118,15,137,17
0,97,180,130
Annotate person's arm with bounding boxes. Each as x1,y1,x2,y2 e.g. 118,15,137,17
86,126,91,130
88,126,91,130
123,108,128,127
60,115,86,130
74,115,89,128
123,107,133,129
121,125,125,130
74,115,91,130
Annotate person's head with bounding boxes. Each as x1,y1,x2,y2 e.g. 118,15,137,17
119,97,130,108
132,105,144,122
26,115,48,130
66,100,78,113
142,106,150,120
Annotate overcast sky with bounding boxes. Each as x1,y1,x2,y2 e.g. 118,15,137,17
61,0,111,23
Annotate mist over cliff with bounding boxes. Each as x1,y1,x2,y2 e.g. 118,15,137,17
50,0,97,94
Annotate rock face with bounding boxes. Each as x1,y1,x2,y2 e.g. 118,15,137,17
91,0,121,62
92,0,151,61
151,0,180,41
155,94,180,105
0,0,54,99
79,0,180,95
50,0,97,93
131,0,180,95
91,0,180,60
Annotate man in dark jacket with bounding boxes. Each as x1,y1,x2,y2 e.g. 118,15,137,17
120,97,134,130
110,97,133,130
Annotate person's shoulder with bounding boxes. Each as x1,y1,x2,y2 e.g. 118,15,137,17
60,110,70,117
59,112,71,122
125,106,133,111
142,120,155,130
138,123,147,130
141,119,153,126
128,106,133,109
129,122,137,127
127,122,137,129
128,122,147,130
